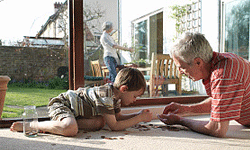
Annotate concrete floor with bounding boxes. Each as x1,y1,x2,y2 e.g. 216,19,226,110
0,106,249,150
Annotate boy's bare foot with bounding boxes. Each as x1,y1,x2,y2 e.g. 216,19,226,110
10,122,23,132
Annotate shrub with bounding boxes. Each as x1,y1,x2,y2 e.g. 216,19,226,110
48,75,69,89
8,75,69,90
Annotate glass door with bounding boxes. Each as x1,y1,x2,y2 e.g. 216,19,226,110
222,0,250,61
134,20,148,60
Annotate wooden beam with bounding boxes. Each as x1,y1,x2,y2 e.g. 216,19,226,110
68,0,74,90
69,0,85,90
127,95,209,107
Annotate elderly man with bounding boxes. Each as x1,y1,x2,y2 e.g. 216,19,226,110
158,32,250,138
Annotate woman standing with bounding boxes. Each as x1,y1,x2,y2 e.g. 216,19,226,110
100,21,134,82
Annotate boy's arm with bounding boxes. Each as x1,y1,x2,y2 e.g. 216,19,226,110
103,109,152,131
115,111,139,121
115,109,152,121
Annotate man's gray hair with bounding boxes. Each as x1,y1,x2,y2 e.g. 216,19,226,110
102,21,113,31
170,32,213,64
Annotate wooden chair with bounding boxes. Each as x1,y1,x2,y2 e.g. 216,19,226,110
101,66,110,77
90,60,103,77
149,53,182,97
84,60,105,86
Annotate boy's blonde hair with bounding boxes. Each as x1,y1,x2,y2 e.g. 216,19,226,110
113,68,146,92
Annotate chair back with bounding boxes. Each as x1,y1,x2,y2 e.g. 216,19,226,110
90,60,103,77
155,54,180,79
149,53,182,97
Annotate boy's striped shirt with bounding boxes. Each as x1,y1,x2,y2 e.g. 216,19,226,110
203,52,250,125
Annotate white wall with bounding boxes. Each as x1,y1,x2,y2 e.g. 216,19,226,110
201,0,220,52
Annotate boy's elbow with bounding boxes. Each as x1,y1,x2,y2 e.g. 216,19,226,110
108,124,124,131
109,126,121,131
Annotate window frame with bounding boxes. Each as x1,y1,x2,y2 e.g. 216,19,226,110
0,0,208,127
68,0,208,107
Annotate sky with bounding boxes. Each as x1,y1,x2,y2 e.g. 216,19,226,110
0,0,65,44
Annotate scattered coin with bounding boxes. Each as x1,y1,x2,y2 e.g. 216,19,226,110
101,136,106,139
132,123,189,132
104,137,118,140
85,135,91,139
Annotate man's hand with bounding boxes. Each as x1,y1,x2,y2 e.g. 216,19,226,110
163,102,189,115
139,109,152,122
157,113,181,125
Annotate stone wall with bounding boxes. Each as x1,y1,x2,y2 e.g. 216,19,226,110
0,46,68,81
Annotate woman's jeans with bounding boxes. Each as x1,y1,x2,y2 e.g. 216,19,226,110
104,56,117,82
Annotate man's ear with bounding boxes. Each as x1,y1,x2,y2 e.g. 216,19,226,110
119,85,128,93
193,57,204,68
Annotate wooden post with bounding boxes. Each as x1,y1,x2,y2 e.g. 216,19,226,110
68,0,85,90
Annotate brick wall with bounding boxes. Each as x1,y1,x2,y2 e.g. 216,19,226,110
0,46,68,81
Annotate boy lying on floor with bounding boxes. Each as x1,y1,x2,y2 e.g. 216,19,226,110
10,68,152,136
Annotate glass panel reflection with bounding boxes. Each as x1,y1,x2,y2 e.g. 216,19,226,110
225,0,250,60
0,0,68,118
134,20,148,60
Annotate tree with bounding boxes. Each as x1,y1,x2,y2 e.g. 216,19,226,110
57,1,105,58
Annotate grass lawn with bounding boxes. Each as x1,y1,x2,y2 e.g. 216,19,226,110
2,87,66,118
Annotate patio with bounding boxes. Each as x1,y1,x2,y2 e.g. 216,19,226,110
0,106,249,150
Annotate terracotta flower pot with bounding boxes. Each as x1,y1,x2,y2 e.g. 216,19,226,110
0,76,11,119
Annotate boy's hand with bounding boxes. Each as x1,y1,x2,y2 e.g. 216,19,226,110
139,109,152,122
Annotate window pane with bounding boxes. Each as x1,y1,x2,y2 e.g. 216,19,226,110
0,0,68,118
135,20,148,60
225,0,250,60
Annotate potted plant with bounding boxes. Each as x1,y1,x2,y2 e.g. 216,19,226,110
131,58,147,67
0,76,11,119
